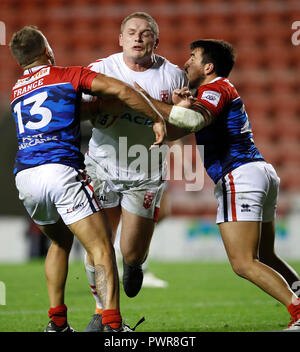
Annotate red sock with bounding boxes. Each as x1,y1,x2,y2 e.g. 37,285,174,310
102,309,122,329
287,298,300,322
48,304,68,327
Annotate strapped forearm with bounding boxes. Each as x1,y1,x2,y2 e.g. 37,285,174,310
144,94,214,133
168,105,214,132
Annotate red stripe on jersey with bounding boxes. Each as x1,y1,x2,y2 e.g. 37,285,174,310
228,172,237,221
87,183,103,210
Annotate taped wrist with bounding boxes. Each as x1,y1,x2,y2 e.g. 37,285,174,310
169,105,206,132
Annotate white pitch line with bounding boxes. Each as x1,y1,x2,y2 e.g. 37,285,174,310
0,307,91,316
0,299,276,316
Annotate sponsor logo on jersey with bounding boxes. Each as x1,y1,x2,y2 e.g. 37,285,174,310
201,90,221,107
13,78,45,99
241,203,251,212
13,67,50,89
95,112,153,129
143,191,155,209
67,202,84,213
18,133,58,150
97,195,108,202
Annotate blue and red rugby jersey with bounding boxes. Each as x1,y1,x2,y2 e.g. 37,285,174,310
11,65,98,175
191,77,264,184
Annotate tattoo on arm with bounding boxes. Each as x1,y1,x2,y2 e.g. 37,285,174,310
95,264,108,309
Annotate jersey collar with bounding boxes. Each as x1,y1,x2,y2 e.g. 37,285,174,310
23,65,49,76
209,76,223,84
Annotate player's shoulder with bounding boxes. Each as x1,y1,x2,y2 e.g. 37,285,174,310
196,77,239,108
208,77,237,90
87,52,122,72
50,65,83,75
155,54,181,71
154,54,186,78
51,65,94,83
200,77,238,97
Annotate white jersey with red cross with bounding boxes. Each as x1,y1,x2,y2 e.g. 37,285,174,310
84,52,187,181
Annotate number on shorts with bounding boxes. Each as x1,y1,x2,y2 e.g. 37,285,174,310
14,91,52,134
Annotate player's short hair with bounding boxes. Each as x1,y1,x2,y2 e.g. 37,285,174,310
9,25,47,67
121,12,159,37
190,39,235,77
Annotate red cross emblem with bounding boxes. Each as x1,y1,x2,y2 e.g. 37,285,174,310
160,90,169,102
143,191,155,209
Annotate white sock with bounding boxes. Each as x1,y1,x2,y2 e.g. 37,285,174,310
84,253,103,311
142,260,148,272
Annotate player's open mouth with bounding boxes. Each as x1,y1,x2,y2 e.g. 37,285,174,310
133,46,143,50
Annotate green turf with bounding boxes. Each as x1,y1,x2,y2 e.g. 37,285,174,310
0,260,299,332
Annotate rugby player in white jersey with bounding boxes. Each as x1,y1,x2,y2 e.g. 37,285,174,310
82,12,187,331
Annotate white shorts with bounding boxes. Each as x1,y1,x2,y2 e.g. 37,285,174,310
85,153,166,221
214,161,280,224
15,164,101,225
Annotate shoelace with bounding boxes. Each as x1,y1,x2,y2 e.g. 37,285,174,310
124,316,145,332
291,319,300,327
286,318,300,330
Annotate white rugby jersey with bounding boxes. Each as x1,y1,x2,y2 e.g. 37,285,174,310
84,52,187,181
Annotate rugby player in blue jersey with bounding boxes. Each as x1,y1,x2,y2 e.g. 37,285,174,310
136,39,300,330
9,25,166,332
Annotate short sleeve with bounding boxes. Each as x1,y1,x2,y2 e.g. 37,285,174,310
194,83,230,116
62,66,98,93
78,67,98,91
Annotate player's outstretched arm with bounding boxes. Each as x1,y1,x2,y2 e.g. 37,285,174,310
90,73,166,145
134,82,214,133
90,73,165,124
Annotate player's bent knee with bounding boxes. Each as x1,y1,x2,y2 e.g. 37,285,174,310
229,259,255,279
259,250,277,264
51,239,73,254
50,232,73,252
123,251,147,266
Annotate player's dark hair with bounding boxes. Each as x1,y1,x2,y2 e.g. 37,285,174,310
9,25,46,67
190,39,235,77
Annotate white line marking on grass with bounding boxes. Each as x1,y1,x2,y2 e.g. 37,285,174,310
0,300,276,316
123,299,277,311
0,307,91,316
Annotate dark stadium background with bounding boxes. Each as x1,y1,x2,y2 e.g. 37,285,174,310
1,0,300,334
0,0,299,258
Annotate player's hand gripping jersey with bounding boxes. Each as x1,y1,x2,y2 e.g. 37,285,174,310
85,53,187,181
11,65,98,174
192,77,264,184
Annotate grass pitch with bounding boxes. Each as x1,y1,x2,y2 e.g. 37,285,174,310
0,260,299,332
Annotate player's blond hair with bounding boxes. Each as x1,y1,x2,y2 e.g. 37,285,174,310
9,25,47,67
121,12,159,37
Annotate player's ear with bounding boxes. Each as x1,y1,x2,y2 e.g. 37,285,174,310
154,38,159,50
45,46,51,58
205,62,214,75
119,33,123,48
45,45,55,65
